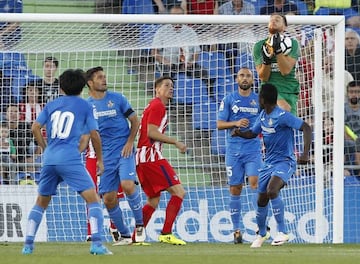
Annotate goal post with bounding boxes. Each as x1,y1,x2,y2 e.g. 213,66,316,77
0,13,348,243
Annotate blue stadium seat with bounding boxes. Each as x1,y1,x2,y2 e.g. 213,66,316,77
192,99,218,130
197,51,231,79
173,74,208,104
249,0,267,15
294,0,309,15
0,52,39,103
212,77,236,103
211,129,226,156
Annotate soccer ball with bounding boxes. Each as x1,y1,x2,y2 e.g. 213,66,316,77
280,35,292,55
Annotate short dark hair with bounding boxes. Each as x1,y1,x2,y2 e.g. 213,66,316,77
44,56,59,68
347,80,360,90
85,66,104,87
155,76,174,88
59,69,86,96
260,83,278,105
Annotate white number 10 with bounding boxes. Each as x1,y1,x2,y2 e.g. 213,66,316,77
50,111,75,139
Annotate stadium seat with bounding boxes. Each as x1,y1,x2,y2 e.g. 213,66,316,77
210,129,226,156
197,51,232,79
192,99,218,130
173,74,208,104
294,0,309,15
212,77,236,103
249,0,267,15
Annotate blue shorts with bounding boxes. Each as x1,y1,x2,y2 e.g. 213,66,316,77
98,153,137,195
38,164,95,196
226,150,262,186
258,161,296,193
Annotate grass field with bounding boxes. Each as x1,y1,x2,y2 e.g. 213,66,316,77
2,242,360,264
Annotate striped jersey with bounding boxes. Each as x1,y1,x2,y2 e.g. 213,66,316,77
136,97,167,164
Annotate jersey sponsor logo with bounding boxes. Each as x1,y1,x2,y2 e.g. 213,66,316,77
261,125,275,133
95,109,117,118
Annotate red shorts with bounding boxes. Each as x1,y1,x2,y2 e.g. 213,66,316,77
136,159,181,198
85,157,124,198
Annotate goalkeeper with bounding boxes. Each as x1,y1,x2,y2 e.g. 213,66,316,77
253,13,300,115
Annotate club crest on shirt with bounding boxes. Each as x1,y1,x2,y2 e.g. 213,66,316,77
250,99,257,106
268,118,273,126
107,100,114,108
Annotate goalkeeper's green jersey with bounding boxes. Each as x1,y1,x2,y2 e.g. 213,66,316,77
253,37,300,95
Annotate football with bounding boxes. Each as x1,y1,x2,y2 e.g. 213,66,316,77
280,35,292,55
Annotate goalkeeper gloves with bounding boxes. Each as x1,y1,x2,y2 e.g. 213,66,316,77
268,32,282,55
262,43,273,65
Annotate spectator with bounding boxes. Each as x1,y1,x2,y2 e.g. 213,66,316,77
151,6,208,81
5,104,35,167
344,80,360,175
19,83,44,124
163,0,187,13
36,56,60,103
260,0,298,15
345,28,360,81
218,0,255,15
321,55,354,115
187,0,218,14
253,14,300,115
0,0,23,50
0,122,16,184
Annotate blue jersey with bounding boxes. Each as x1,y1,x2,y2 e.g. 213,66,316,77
88,91,134,160
36,95,98,166
218,91,261,153
252,106,304,164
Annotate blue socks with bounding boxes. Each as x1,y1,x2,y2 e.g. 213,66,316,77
256,204,269,237
271,196,286,233
24,205,44,247
108,205,130,237
87,202,104,245
126,190,144,226
229,195,241,231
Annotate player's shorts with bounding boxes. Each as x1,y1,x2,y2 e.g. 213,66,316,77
98,153,137,195
278,93,298,115
136,159,180,198
86,157,125,198
38,164,95,196
258,161,296,193
226,150,262,186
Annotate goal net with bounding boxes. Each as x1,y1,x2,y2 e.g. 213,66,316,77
0,13,353,244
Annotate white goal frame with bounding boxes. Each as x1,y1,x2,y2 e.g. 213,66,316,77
1,13,346,243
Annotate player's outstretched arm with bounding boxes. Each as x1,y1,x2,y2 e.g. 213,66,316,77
298,121,312,164
147,123,187,154
231,128,257,139
31,121,47,150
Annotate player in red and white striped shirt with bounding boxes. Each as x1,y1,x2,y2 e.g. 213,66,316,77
136,76,187,245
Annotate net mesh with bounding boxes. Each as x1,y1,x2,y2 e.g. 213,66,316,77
0,15,356,243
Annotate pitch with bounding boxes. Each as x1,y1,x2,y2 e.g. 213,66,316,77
2,242,359,264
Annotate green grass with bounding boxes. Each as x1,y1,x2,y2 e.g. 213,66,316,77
3,242,360,264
